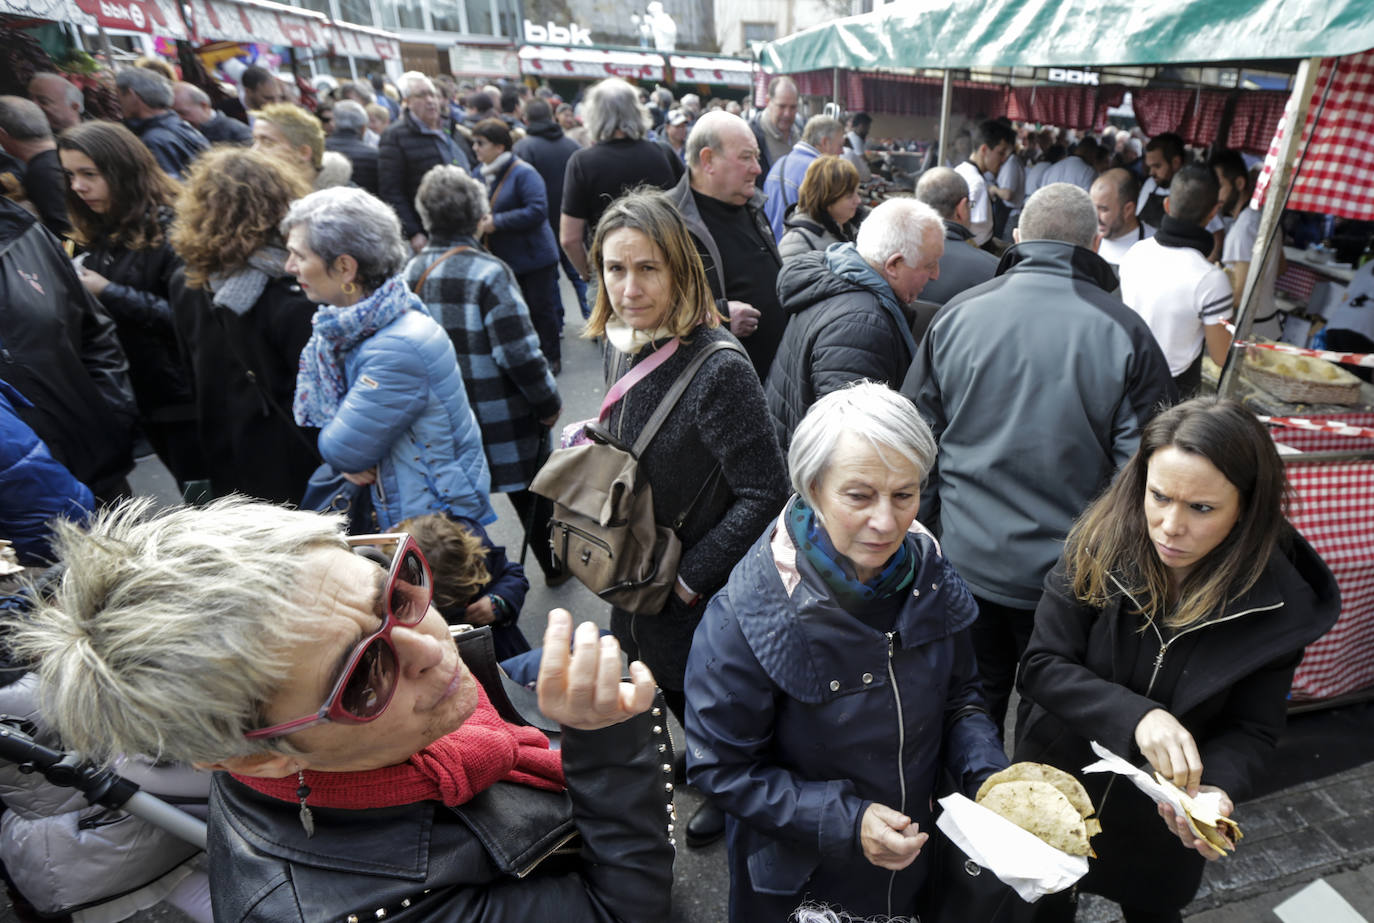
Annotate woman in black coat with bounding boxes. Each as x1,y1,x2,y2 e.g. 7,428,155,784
168,147,320,504
1015,398,1341,923
58,121,201,484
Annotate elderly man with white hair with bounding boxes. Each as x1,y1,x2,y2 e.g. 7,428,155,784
765,195,943,448
379,70,472,252
115,67,207,179
325,99,378,194
900,182,1175,742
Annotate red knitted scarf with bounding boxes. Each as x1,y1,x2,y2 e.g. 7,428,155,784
232,685,565,808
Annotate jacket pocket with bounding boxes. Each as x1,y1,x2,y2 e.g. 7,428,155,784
745,832,821,896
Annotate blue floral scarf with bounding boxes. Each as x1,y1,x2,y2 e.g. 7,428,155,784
293,274,419,427
785,495,915,610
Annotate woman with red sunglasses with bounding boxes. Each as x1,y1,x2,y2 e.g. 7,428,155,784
10,497,674,923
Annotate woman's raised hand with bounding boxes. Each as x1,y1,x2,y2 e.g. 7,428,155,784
537,609,657,730
1157,785,1234,861
1134,708,1203,795
860,802,928,870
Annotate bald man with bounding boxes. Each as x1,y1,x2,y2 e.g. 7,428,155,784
172,82,251,145
1090,168,1153,268
914,166,998,305
27,73,83,134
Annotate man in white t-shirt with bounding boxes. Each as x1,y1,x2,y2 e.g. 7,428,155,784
1138,132,1225,258
953,119,1015,246
1119,164,1233,395
1041,137,1100,192
1090,168,1155,268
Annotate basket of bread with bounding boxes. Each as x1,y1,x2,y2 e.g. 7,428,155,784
1242,342,1362,406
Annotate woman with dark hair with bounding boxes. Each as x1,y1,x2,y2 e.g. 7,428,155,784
777,155,862,260
582,188,788,849
470,117,564,373
58,120,201,483
169,146,319,504
1015,397,1341,923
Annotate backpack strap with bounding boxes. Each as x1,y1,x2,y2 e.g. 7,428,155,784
412,245,475,293
597,337,680,421
631,339,746,457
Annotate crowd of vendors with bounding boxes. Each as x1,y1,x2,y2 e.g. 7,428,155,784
0,43,1366,923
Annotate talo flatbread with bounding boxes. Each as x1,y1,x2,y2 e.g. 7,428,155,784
976,780,1094,856
976,762,1096,820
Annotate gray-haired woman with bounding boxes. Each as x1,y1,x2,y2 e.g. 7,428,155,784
684,381,1008,921
284,186,495,530
406,165,564,582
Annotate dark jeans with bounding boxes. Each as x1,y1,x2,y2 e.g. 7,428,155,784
1173,352,1203,398
969,594,1037,743
557,244,590,320
515,263,562,364
506,487,557,578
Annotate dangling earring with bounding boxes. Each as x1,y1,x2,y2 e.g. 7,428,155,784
341,281,357,296
296,769,315,838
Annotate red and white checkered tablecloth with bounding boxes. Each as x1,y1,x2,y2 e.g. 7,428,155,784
1253,51,1374,222
1278,421,1374,699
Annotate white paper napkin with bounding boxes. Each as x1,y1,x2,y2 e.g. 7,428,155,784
1080,740,1229,821
935,793,1090,902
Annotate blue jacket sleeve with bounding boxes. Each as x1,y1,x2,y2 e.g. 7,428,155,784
317,340,430,474
685,593,868,860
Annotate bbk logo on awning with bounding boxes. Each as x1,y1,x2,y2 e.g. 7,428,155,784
99,0,146,29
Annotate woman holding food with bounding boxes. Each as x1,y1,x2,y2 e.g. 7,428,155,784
684,381,1008,921
1015,397,1340,923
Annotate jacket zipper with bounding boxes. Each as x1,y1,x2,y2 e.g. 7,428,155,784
884,630,905,917
514,829,579,878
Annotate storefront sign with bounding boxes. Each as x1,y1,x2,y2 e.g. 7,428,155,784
1048,67,1099,85
524,19,592,46
75,0,167,32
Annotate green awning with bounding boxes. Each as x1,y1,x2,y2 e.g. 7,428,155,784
759,0,1374,73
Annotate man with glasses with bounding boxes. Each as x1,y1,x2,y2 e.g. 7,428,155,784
10,497,674,922
379,71,473,253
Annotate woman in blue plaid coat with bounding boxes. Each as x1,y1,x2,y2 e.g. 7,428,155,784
406,165,565,581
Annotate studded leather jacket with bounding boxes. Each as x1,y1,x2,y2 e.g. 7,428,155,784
207,632,675,923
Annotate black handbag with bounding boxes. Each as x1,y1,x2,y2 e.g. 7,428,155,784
301,463,376,535
920,824,1042,923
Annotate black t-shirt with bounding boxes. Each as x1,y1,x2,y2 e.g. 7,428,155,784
691,189,785,381
560,138,684,238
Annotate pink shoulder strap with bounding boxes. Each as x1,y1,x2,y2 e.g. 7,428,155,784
598,337,680,421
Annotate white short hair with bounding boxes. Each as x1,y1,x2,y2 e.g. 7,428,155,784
788,381,937,513
7,498,349,765
398,71,435,100
855,196,944,269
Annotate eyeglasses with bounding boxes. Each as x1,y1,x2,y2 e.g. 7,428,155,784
245,533,433,741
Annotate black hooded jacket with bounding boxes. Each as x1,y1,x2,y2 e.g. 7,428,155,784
124,111,208,180
513,120,582,230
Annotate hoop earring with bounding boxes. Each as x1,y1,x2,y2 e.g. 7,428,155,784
341,281,357,296
296,769,315,838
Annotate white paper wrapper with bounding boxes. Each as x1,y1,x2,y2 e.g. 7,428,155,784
1080,740,1228,821
935,793,1089,902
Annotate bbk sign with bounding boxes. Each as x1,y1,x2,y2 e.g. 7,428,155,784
1048,67,1100,86
77,0,159,32
524,19,592,46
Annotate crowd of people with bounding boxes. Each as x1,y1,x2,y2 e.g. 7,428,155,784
0,57,1343,923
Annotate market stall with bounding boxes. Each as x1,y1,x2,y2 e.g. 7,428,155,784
759,2,1374,703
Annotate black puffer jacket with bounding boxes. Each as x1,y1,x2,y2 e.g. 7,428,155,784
208,635,675,923
326,128,379,194
513,120,581,230
379,112,470,239
764,243,916,451
1016,533,1340,912
168,269,318,503
82,210,195,415
124,112,208,180
0,197,136,498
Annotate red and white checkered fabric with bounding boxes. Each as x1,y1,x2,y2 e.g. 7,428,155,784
1254,51,1374,221
1274,262,1326,301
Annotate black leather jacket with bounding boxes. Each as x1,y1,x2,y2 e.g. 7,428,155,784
207,631,675,923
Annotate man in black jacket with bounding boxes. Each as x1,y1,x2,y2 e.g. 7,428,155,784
0,197,136,502
914,166,999,306
116,68,207,180
514,99,587,318
901,182,1175,740
0,96,70,237
325,100,379,194
172,81,251,145
381,71,472,252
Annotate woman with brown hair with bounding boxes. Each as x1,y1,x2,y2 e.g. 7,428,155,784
582,188,788,848
469,117,563,373
168,146,319,503
777,155,862,261
1015,397,1341,922
58,120,202,484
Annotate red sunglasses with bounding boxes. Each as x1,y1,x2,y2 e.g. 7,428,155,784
245,533,434,741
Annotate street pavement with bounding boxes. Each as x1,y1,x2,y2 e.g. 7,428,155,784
6,277,1374,923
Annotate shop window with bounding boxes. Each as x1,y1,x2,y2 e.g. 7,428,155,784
336,0,375,26
742,22,775,44
379,0,426,29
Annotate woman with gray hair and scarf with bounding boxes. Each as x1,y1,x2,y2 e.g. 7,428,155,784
284,186,495,530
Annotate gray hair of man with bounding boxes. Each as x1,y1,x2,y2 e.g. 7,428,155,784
115,67,174,109
31,72,85,111
415,165,489,240
333,99,368,133
788,380,938,515
801,115,843,148
915,166,970,220
397,71,436,101
338,80,376,105
280,186,410,294
855,196,945,273
584,77,651,143
0,96,53,141
6,497,349,765
176,81,211,107
1017,182,1099,248
684,109,749,170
